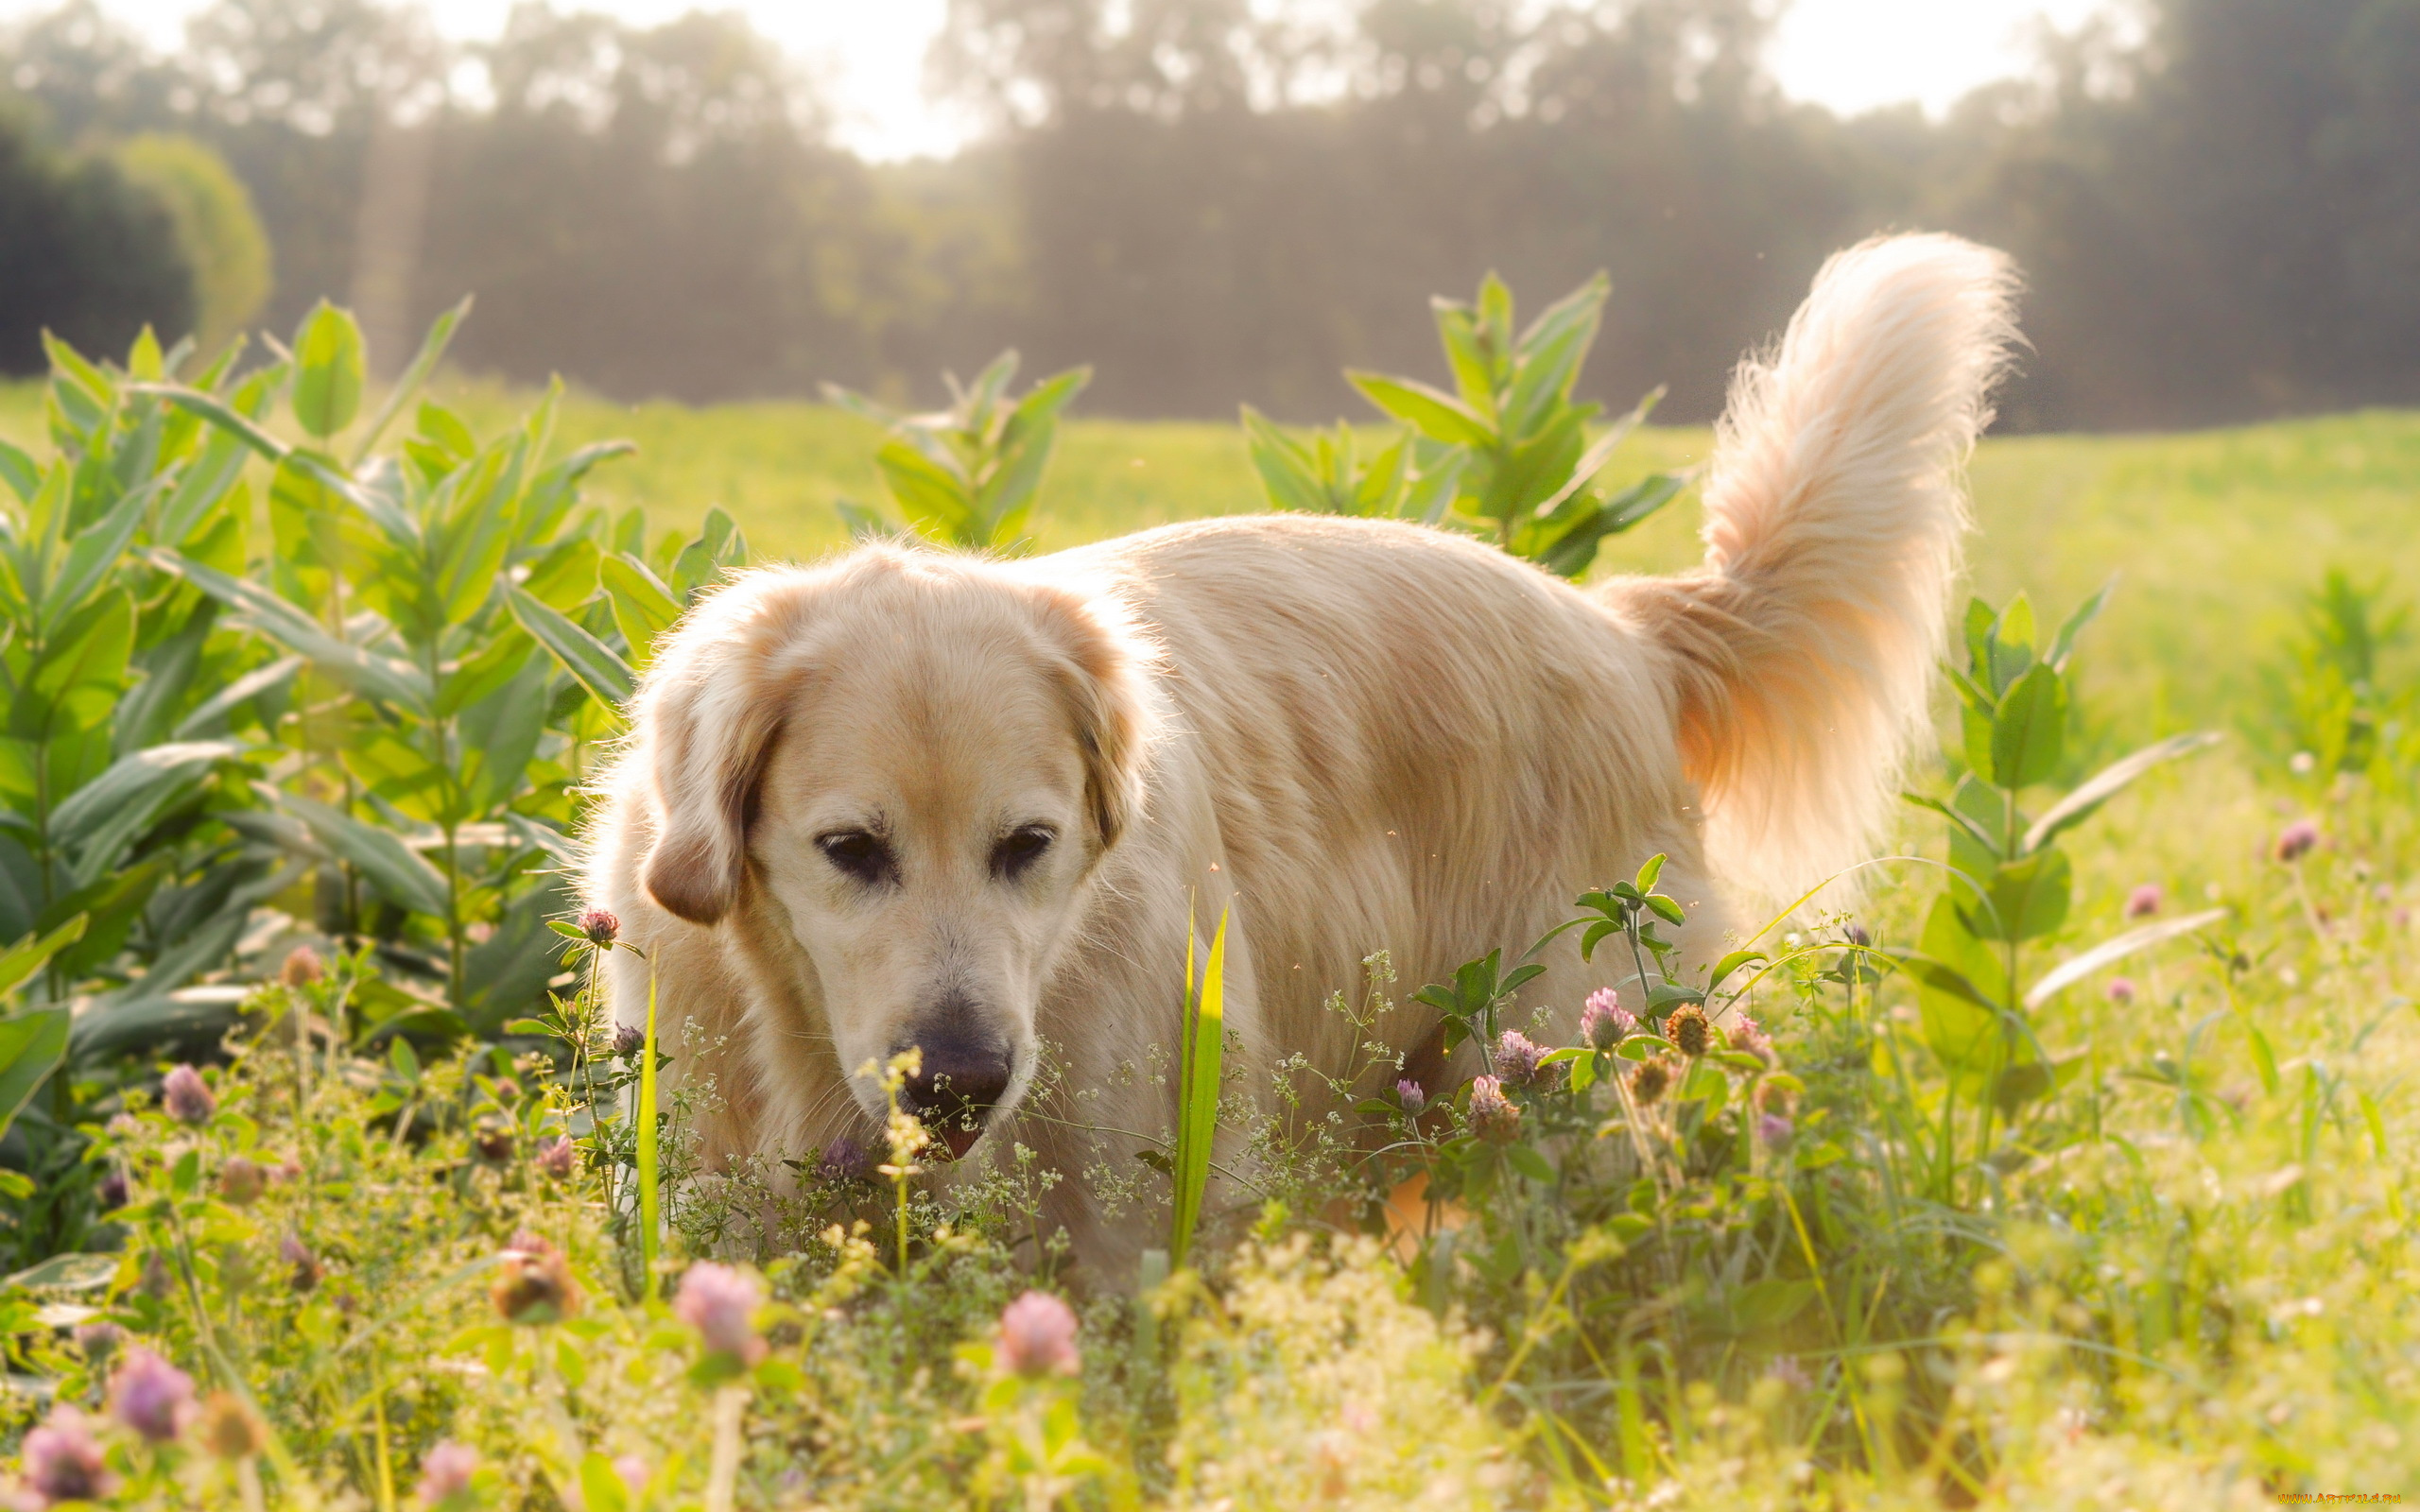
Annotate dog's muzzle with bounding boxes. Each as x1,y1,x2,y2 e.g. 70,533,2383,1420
892,1012,1013,1161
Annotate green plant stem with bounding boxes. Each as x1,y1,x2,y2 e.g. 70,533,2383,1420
637,962,660,1296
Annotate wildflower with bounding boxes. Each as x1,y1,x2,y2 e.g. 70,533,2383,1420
217,1157,265,1207
535,1136,577,1179
577,907,620,945
73,1321,123,1363
1580,988,1635,1050
137,1252,172,1299
473,1122,514,1164
281,1234,321,1293
1665,1003,1712,1057
18,1408,115,1505
1627,1058,1672,1107
1753,1079,1796,1116
493,1077,522,1106
1756,1112,1795,1146
1466,1075,1521,1143
162,1063,216,1125
491,1231,580,1325
1842,923,1872,947
95,1171,128,1211
2106,976,2137,1005
994,1290,1081,1378
612,1022,647,1060
614,1456,649,1498
279,946,324,988
2275,819,2320,863
196,1391,267,1461
1494,1030,1549,1089
1726,1015,1774,1064
815,1134,869,1183
417,1441,478,1506
674,1262,767,1366
110,1348,195,1442
1394,1078,1426,1115
2125,884,2164,919
1766,1356,1812,1391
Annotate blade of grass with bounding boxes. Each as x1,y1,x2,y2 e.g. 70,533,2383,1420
1169,906,1227,1268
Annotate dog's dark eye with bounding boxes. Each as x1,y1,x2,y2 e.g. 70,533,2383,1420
818,830,896,886
992,825,1056,881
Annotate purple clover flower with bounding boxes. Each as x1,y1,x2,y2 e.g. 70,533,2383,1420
1494,1030,1550,1089
2125,884,2164,919
20,1408,115,1505
110,1349,195,1442
1394,1079,1426,1116
674,1262,767,1366
417,1441,478,1506
2276,820,2321,863
995,1290,1081,1378
162,1064,216,1125
1580,988,1636,1051
1467,1075,1521,1144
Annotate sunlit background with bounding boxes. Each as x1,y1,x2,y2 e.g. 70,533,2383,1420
0,0,2408,430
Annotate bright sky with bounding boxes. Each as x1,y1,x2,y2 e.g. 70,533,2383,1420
9,0,2116,161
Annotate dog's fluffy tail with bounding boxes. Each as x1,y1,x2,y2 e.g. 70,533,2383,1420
1619,232,2020,906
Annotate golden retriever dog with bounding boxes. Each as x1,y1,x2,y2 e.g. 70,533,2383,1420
584,232,2018,1276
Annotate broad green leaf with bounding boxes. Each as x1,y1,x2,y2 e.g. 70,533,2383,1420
0,916,86,998
1431,302,1497,417
150,551,433,714
2021,731,2221,853
1346,372,1495,449
291,302,367,438
509,588,635,713
41,479,153,635
0,439,37,503
277,788,451,919
157,426,251,545
2045,578,2114,671
2022,908,2229,1008
579,1452,633,1512
0,1005,71,1140
1990,662,2068,788
1708,949,1768,993
50,741,241,885
876,439,974,541
601,554,682,665
1241,407,1330,514
129,382,289,463
1963,846,2072,943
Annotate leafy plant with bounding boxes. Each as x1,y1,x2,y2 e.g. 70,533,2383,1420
1345,272,1685,576
824,352,1091,552
2256,567,2413,789
1236,409,1465,523
1898,589,2224,1194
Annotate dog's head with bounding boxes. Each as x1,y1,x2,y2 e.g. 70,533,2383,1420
632,546,1155,1158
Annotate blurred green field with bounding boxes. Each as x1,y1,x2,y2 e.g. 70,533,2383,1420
7,377,2415,740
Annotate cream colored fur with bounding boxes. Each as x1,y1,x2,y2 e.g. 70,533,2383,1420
583,232,2019,1277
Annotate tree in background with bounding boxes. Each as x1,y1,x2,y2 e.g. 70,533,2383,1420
4,0,2416,428
0,98,195,373
112,133,273,353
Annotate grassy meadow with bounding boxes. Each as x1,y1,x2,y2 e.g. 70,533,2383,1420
6,361,2420,1505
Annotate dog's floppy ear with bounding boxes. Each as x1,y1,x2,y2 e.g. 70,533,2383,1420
1022,582,1157,852
637,577,813,925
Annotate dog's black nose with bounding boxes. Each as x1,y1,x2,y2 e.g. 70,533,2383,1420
894,1018,1012,1160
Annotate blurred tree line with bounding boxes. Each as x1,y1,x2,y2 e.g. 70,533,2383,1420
1,0,2414,429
